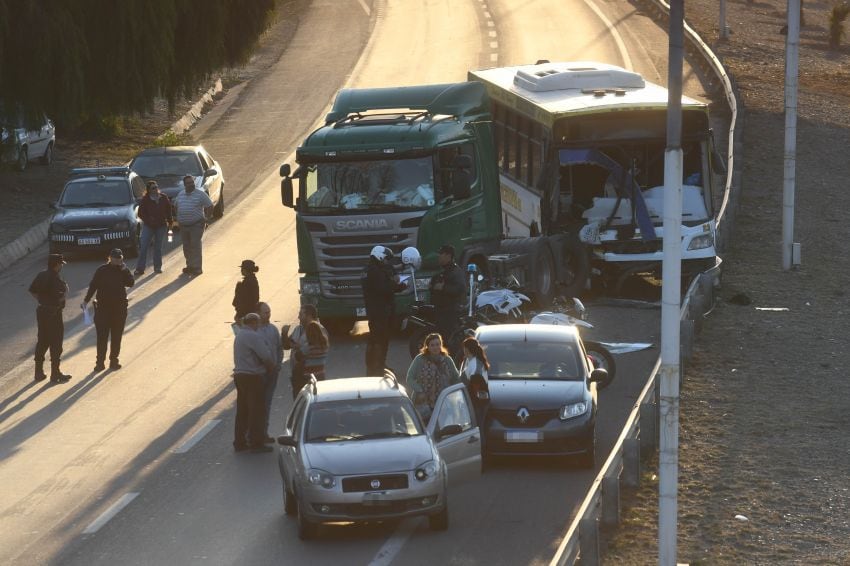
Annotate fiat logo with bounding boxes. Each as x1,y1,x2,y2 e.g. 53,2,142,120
370,479,381,489
517,407,530,423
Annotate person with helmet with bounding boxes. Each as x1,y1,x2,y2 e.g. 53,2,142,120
361,245,406,376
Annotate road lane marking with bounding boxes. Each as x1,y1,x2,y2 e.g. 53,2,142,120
357,0,370,16
367,519,418,566
82,492,139,534
173,419,221,453
583,0,632,70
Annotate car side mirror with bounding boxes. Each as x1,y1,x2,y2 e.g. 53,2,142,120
589,368,611,389
277,435,296,447
436,423,463,439
203,168,218,178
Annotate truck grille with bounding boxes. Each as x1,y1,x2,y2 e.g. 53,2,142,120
491,408,558,428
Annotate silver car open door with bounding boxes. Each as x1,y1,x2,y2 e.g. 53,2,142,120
427,383,482,485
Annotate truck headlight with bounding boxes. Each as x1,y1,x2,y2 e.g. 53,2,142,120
414,460,438,481
559,401,588,420
414,277,431,291
300,280,321,296
687,233,714,251
307,468,336,488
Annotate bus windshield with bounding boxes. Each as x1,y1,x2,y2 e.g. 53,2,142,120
301,157,437,212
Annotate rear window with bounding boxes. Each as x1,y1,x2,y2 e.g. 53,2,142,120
482,340,582,380
305,397,423,442
130,153,203,178
60,181,132,207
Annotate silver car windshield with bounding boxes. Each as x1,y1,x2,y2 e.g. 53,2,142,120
59,181,132,207
305,398,423,442
483,341,582,380
302,157,436,212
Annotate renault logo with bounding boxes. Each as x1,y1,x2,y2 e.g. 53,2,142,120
517,407,530,423
370,479,381,489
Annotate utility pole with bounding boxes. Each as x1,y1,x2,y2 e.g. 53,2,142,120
659,0,684,564
782,0,801,270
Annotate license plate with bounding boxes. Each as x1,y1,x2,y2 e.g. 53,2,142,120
78,237,101,245
505,431,541,443
362,491,390,506
356,307,367,317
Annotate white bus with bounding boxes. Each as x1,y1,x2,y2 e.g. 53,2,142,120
469,61,721,292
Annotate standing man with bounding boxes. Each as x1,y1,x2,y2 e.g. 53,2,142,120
83,248,135,371
233,312,275,453
282,304,328,399
28,253,72,383
134,180,173,276
173,175,212,276
429,244,467,340
257,302,282,441
362,245,405,376
232,259,260,323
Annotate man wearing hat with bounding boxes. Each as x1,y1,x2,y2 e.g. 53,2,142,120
82,248,135,371
232,259,260,323
429,243,467,341
28,253,72,383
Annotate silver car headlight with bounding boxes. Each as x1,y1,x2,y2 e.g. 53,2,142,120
414,460,438,481
50,222,67,233
559,401,589,421
307,468,335,489
687,233,714,251
113,220,131,231
300,280,321,296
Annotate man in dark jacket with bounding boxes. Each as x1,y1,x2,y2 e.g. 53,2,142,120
232,259,260,323
429,244,467,341
362,245,406,376
28,253,72,383
83,248,135,371
134,180,173,276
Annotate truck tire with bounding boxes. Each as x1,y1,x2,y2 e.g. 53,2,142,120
498,237,555,307
557,235,589,298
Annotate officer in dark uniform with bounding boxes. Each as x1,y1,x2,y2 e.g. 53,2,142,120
232,259,260,323
362,245,406,376
28,253,72,383
429,244,467,341
82,248,135,371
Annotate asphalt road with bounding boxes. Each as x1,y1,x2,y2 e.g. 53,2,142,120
0,0,713,564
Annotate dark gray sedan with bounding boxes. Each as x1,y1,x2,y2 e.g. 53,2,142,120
468,324,611,468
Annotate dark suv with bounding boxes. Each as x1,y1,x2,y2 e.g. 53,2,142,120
48,166,144,257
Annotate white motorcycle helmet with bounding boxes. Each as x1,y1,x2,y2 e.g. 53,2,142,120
401,246,422,270
370,245,393,262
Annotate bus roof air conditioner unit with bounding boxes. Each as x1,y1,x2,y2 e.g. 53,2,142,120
513,62,645,92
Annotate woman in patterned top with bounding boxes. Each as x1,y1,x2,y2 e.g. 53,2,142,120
299,320,329,381
406,333,460,423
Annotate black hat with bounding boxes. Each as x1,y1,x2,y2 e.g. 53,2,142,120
437,244,455,257
109,248,124,258
47,253,67,266
239,259,259,272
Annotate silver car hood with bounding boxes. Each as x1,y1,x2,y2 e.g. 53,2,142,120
489,379,587,410
304,435,434,475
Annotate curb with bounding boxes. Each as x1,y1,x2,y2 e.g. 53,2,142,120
0,79,224,272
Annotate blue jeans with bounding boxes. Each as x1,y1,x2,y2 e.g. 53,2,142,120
136,225,167,272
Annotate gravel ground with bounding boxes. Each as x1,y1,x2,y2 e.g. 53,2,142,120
603,0,850,564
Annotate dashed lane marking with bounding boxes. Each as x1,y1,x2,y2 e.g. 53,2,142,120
82,492,139,534
173,419,221,454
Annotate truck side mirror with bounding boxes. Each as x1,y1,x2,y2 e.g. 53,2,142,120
281,178,294,208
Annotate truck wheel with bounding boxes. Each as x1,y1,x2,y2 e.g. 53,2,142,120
558,236,589,298
530,240,556,307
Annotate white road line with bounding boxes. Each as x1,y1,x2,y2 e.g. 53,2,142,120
367,519,418,566
488,30,496,37
489,41,498,49
484,11,491,18
487,20,494,27
583,0,633,70
82,492,139,534
491,53,499,62
173,419,221,453
357,0,371,16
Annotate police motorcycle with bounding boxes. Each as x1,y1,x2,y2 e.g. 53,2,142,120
528,297,617,388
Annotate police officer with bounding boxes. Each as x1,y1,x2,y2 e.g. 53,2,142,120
232,259,260,323
82,248,135,371
362,245,405,376
28,253,72,383
429,244,467,341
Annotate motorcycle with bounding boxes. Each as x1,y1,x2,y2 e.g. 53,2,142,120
529,297,617,388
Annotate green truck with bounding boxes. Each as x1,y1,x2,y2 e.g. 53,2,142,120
280,62,720,331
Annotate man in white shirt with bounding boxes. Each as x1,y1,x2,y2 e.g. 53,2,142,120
173,175,213,275
233,313,275,452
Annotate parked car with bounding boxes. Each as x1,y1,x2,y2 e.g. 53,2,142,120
128,145,225,219
48,166,144,257
277,374,481,540
1,112,55,171
467,324,611,468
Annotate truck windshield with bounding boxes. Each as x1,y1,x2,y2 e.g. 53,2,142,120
301,157,436,212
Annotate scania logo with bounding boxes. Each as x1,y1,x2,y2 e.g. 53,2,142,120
334,219,390,231
517,407,530,424
370,479,381,489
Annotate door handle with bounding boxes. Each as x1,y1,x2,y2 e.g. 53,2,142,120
468,435,479,444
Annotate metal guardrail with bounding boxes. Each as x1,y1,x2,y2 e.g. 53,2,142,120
549,1,743,563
